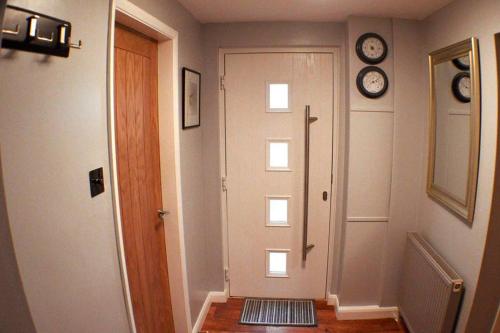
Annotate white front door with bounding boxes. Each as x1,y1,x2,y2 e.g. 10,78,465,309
224,52,334,299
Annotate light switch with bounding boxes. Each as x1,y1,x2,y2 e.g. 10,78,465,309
89,167,104,198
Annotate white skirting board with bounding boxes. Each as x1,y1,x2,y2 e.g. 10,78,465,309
327,294,399,320
192,289,229,333
192,292,397,331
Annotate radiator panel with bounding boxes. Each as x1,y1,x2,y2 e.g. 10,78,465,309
399,233,463,333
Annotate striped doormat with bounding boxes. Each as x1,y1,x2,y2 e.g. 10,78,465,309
239,298,317,326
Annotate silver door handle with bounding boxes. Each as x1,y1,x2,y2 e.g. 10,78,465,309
303,105,317,261
158,209,170,219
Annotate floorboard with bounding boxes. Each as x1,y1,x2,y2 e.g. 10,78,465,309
200,298,408,332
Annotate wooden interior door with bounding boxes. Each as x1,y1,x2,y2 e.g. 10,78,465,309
225,52,334,298
114,25,175,333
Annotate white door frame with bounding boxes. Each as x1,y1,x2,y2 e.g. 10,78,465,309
218,47,342,299
107,1,192,332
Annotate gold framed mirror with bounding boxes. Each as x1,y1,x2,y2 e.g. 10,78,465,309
427,38,481,224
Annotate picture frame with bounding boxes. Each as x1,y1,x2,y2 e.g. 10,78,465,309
182,67,201,129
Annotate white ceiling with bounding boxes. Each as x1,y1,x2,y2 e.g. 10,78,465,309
176,0,454,23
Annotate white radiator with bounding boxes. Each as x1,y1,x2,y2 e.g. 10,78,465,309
398,233,464,333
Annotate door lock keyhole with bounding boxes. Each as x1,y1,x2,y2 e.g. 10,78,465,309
322,191,328,201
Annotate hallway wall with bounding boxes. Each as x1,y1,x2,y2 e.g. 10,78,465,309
201,20,424,309
337,17,424,308
1,0,213,331
201,21,348,294
339,16,397,306
338,4,499,326
415,0,500,331
0,1,130,332
382,18,425,306
200,19,426,310
202,13,498,324
0,154,35,333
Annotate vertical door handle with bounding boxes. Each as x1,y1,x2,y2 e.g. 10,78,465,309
303,105,318,261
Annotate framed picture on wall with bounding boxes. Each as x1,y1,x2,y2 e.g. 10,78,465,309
182,67,201,129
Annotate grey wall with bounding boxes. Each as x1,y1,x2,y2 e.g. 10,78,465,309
202,14,497,328
381,19,425,306
127,0,211,326
0,153,35,333
340,16,396,306
338,1,498,322
416,0,500,331
201,21,347,293
336,16,425,307
0,0,217,329
0,1,130,332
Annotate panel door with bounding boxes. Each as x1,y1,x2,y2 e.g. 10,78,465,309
225,52,334,298
114,25,175,332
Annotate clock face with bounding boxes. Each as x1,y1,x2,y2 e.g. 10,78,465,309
458,76,471,98
356,33,388,64
362,37,385,61
356,66,389,98
362,70,385,94
452,72,471,103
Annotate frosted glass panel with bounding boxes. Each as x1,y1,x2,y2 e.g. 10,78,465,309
268,252,287,275
269,142,288,169
269,84,288,109
269,199,288,224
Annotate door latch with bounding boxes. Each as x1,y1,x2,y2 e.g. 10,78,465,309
322,191,328,201
158,209,170,219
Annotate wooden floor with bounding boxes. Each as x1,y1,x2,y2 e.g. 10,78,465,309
201,298,407,332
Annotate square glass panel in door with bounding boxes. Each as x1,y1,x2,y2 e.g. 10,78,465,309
266,139,291,171
266,250,289,277
267,83,290,112
266,196,290,226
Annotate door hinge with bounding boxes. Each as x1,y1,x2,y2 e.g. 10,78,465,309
222,176,228,192
219,75,225,90
224,268,230,281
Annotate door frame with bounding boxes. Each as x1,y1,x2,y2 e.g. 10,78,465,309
107,1,192,332
218,47,342,299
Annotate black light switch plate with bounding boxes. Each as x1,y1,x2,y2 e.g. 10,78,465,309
89,167,104,198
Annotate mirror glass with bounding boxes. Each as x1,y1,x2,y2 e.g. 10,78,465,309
428,38,480,223
433,55,471,203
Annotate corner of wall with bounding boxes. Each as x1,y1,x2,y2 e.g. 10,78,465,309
0,151,36,333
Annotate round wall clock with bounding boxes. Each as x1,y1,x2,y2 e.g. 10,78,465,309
452,56,470,70
356,33,388,64
452,72,471,103
356,66,389,99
